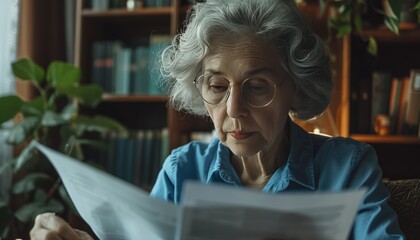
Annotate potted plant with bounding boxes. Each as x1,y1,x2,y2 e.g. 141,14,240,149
0,58,127,238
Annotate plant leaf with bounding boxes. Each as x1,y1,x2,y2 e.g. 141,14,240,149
6,116,40,145
21,97,45,117
414,1,420,10
14,140,37,172
68,140,85,160
41,110,68,127
11,172,53,194
47,61,80,87
367,37,378,56
75,115,128,135
33,188,48,201
60,104,77,121
0,201,12,237
11,58,45,83
59,85,103,107
0,95,23,124
15,196,64,223
354,15,363,33
387,0,403,20
384,16,400,35
0,160,13,176
337,24,352,37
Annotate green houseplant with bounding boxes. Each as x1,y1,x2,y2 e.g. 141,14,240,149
322,0,420,36
0,58,127,238
320,0,420,55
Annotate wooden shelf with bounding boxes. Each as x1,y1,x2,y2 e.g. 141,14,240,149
357,28,420,43
82,7,172,17
102,94,168,102
75,0,199,149
351,134,420,144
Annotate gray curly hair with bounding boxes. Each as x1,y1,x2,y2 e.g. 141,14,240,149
159,0,332,120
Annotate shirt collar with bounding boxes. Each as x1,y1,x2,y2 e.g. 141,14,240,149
206,139,238,184
285,119,315,190
206,119,316,190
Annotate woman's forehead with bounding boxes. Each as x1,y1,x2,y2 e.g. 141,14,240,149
204,38,282,71
208,34,273,53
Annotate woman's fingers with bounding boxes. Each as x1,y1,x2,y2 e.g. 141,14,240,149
30,212,81,240
75,229,95,240
30,227,64,240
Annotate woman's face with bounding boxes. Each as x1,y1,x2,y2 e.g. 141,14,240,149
202,37,296,157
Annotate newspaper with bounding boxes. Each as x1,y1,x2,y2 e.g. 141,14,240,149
35,142,366,240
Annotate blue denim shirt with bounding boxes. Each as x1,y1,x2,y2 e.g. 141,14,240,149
150,121,404,239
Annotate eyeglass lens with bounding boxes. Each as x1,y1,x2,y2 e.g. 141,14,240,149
195,74,276,107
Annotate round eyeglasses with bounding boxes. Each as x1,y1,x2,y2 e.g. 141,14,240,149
193,74,277,108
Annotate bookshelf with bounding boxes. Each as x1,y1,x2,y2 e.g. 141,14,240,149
296,1,420,179
340,26,420,178
74,0,213,188
74,0,212,150
346,29,420,139
74,0,420,181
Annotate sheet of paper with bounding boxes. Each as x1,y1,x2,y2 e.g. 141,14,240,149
36,142,366,240
35,142,176,240
178,182,366,240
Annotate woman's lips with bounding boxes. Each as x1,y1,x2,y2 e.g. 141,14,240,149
230,131,252,140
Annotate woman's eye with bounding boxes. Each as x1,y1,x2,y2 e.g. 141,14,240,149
209,84,228,93
250,84,267,91
207,77,229,93
246,80,270,93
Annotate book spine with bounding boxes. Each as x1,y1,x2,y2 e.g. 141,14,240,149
160,128,169,166
114,48,132,95
148,35,172,95
114,135,126,179
356,80,371,133
133,46,150,95
370,71,392,133
106,41,123,93
388,77,403,134
124,137,135,182
144,0,156,8
91,0,109,10
91,41,106,90
151,129,162,184
133,130,145,186
404,69,420,134
142,129,154,186
396,77,411,134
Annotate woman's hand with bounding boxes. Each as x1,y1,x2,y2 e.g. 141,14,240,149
30,212,94,240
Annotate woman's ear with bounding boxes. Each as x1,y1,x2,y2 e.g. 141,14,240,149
289,87,301,116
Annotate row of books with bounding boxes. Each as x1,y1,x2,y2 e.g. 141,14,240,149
84,128,169,188
83,128,216,187
90,0,171,10
352,69,420,136
91,35,172,96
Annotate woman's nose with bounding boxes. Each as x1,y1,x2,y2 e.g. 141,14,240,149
226,87,248,118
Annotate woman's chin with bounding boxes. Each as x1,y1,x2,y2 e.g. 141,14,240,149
227,142,262,157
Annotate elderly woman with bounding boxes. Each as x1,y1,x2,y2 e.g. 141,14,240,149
31,0,404,239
